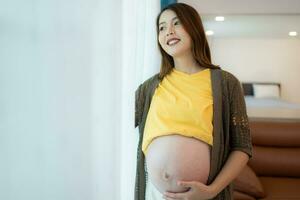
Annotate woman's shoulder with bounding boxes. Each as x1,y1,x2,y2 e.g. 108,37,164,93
210,68,242,96
218,69,241,89
137,73,160,90
135,73,160,97
137,68,241,90
144,73,160,85
219,69,239,83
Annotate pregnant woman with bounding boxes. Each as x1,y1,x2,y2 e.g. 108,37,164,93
135,3,253,200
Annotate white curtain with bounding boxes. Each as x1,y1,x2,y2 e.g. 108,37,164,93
0,0,123,200
0,0,160,199
121,0,160,199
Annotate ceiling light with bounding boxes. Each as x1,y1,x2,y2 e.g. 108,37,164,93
289,31,297,36
215,16,225,21
206,30,214,36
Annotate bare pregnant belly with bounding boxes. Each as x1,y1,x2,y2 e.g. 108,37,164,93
145,134,211,194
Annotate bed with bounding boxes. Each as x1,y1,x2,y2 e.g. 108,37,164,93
241,82,300,120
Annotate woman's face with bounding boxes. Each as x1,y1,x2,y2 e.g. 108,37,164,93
158,10,192,58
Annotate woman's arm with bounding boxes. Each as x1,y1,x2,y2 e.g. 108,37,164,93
211,74,252,196
210,150,249,196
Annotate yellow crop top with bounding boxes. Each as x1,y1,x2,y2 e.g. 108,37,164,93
142,68,213,154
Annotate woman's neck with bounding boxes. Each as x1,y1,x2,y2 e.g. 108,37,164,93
173,52,206,74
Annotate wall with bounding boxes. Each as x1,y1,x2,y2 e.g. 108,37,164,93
210,38,300,103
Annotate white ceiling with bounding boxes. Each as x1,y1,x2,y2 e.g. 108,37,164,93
202,14,300,38
179,0,300,14
179,0,300,39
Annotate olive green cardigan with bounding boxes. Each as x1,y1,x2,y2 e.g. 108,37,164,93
134,68,253,200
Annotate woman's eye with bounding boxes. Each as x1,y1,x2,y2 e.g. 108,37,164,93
174,21,180,25
159,21,180,32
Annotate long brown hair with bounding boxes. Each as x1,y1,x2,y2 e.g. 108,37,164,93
156,3,220,80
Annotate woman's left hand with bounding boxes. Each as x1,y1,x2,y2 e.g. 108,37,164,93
163,181,217,200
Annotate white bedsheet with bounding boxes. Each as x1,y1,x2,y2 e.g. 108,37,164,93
244,96,300,119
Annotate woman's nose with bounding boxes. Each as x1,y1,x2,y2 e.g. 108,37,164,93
167,31,174,36
166,26,175,36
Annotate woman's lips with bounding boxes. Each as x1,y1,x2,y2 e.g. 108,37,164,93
167,38,180,46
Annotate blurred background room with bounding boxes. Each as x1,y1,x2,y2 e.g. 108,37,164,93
0,0,299,200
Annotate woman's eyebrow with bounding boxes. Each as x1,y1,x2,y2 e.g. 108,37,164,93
159,16,178,26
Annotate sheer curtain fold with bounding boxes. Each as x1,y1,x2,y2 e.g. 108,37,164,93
121,0,160,199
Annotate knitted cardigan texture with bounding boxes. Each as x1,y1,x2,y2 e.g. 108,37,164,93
134,68,253,200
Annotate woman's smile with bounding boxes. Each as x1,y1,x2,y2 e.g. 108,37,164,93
167,39,180,46
158,10,192,57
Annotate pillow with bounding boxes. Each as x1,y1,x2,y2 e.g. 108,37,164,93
253,84,280,98
233,165,266,198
